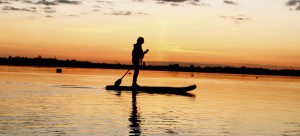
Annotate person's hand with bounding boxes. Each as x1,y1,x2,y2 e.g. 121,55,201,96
145,49,149,53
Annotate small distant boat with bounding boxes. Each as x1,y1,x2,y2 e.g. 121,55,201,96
106,84,196,94
56,68,62,73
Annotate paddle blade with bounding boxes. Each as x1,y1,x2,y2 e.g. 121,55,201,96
114,79,122,86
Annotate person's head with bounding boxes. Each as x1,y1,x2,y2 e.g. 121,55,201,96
137,37,144,44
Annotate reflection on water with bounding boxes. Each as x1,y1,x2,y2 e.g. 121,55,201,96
129,91,141,135
0,66,300,136
126,90,195,136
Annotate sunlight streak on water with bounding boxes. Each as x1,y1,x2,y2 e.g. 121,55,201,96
0,66,300,136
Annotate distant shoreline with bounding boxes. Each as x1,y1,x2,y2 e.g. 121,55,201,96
1,56,300,77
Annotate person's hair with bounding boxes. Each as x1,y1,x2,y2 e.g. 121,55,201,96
137,37,144,44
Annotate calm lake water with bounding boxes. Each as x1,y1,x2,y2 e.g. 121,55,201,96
0,66,300,136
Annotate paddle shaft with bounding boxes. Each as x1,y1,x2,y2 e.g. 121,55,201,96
120,68,130,79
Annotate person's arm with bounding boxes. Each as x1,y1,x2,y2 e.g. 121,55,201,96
144,49,149,54
140,49,149,62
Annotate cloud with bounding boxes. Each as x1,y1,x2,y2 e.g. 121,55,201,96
105,11,132,16
0,1,10,4
104,10,150,16
221,15,249,24
35,0,58,6
1,0,84,18
56,0,80,5
1,0,252,20
96,0,113,4
162,45,218,54
1,5,56,14
35,0,81,5
2,6,36,12
286,0,300,10
155,0,203,6
135,12,149,15
223,0,238,5
43,7,56,13
23,1,34,4
157,0,190,2
133,0,144,2
133,0,209,7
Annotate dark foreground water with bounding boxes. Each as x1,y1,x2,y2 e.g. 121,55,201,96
0,66,300,136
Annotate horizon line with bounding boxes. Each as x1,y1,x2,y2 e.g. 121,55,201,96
1,55,300,70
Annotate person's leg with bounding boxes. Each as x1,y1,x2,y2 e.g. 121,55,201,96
132,61,140,87
132,68,139,86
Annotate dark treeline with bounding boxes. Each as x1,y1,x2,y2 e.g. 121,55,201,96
0,56,130,69
1,56,300,76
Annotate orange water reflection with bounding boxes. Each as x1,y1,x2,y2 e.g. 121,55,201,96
0,66,300,136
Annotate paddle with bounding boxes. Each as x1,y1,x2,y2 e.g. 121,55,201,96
114,68,131,86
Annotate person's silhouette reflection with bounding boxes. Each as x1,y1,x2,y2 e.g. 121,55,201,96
129,90,141,135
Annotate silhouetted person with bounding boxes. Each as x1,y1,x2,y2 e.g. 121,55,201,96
132,37,149,87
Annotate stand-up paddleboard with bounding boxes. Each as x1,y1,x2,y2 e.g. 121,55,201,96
106,84,196,93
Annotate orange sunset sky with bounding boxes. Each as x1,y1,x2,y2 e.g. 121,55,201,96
0,0,300,68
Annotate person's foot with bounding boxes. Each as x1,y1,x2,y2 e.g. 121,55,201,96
132,84,141,88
